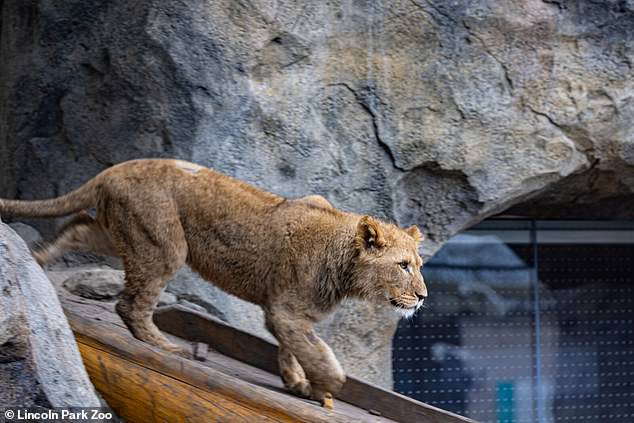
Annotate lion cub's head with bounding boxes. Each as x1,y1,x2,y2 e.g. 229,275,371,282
353,216,427,318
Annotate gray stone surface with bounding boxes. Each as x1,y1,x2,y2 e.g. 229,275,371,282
157,291,178,307
63,268,125,300
2,0,634,387
176,299,210,315
9,222,42,247
0,220,100,407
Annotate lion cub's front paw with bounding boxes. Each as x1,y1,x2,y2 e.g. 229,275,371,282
288,380,334,409
309,389,335,409
286,379,312,398
321,392,334,410
308,373,345,409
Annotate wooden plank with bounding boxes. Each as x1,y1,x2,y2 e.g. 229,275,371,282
153,305,279,374
193,342,208,361
196,348,397,423
154,305,476,423
339,379,475,423
67,310,362,423
78,342,283,423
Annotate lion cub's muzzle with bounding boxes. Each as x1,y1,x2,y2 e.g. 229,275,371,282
389,293,425,310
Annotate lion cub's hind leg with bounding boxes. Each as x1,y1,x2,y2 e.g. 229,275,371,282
116,269,187,355
32,212,117,266
106,200,189,356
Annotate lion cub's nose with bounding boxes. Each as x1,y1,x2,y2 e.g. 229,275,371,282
415,292,427,302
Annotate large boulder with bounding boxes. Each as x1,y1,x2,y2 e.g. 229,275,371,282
1,0,633,387
0,220,100,407
63,268,125,300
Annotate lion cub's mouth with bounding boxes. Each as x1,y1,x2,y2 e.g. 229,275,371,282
389,298,417,310
389,298,423,319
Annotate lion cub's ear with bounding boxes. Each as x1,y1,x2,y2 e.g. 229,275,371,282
406,225,424,243
356,216,386,250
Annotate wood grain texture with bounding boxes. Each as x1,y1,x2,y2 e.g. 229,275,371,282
78,343,283,423
61,296,474,422
154,305,476,423
67,309,367,423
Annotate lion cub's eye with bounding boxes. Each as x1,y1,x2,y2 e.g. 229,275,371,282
399,261,409,271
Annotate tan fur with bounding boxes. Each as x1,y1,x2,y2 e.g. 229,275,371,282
0,159,427,405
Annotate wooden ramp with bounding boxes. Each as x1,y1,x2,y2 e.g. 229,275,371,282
62,297,475,423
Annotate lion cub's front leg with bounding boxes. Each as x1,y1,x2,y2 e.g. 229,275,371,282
278,346,312,397
266,306,346,409
265,318,312,397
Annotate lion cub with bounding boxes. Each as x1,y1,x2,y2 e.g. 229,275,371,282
0,159,427,407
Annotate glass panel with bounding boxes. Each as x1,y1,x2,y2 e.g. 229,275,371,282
392,221,634,423
537,242,634,422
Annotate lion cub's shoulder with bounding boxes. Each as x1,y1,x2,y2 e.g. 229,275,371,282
172,160,206,175
296,195,333,210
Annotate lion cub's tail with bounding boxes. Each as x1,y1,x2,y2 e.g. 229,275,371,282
0,177,100,219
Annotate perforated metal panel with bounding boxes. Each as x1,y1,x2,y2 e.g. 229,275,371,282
392,221,634,423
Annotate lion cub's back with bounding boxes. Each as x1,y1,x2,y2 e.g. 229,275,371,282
101,159,281,207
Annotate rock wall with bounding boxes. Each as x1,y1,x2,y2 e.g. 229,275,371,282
1,0,633,387
0,220,100,407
